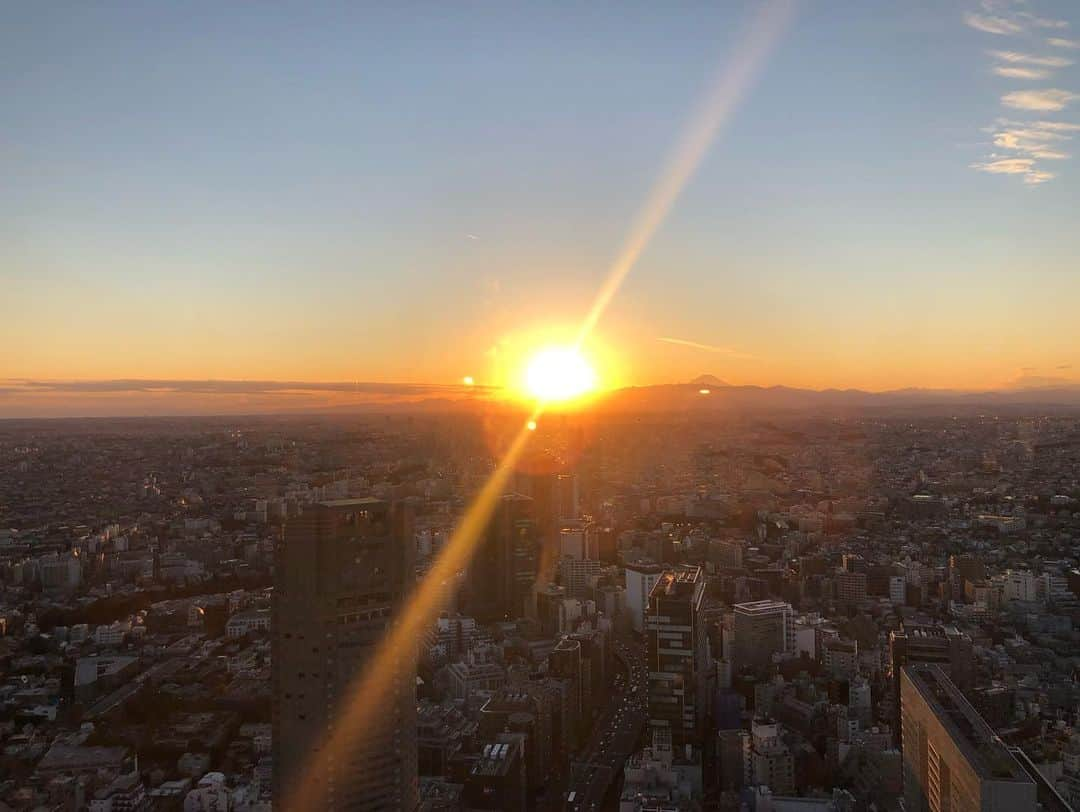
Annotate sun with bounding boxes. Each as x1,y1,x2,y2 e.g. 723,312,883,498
523,346,597,402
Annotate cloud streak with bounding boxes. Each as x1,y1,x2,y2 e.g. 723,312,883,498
657,336,755,359
965,2,1078,184
990,50,1073,67
1001,88,1078,111
965,12,1024,34
970,157,1055,183
0,378,492,397
994,66,1052,79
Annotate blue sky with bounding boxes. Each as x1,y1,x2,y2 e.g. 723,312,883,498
3,0,1079,399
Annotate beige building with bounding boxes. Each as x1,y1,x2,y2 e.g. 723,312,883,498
901,665,1036,812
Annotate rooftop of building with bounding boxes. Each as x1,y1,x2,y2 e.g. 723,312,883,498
625,560,664,574
734,599,792,614
897,623,968,641
471,740,520,777
317,497,387,509
649,567,703,599
903,665,1031,784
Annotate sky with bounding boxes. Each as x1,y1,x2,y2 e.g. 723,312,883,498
3,0,1080,416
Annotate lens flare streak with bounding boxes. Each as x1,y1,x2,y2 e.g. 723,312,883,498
574,0,798,349
283,4,797,807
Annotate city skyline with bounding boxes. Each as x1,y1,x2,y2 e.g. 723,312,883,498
5,4,1080,811
5,0,1080,411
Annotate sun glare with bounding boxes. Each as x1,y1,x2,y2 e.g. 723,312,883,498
523,347,597,402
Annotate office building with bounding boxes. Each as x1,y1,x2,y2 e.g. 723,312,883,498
890,575,907,605
746,721,795,795
465,493,537,621
733,600,794,671
536,582,567,637
463,736,528,810
625,561,663,634
823,637,858,680
836,571,868,605
273,498,417,811
646,567,708,750
901,665,1037,812
478,689,551,789
711,538,745,569
556,555,601,600
556,473,579,522
890,625,974,689
550,636,586,748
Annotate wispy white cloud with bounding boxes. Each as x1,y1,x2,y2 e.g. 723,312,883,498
966,3,1069,35
992,119,1079,153
1030,120,1080,132
1002,88,1078,111
994,66,1052,79
1024,169,1056,183
966,3,1077,185
657,336,755,359
984,119,1078,175
971,156,1056,183
990,50,1073,67
965,12,1024,34
1015,11,1069,29
971,157,1037,174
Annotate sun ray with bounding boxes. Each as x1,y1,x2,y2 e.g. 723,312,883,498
282,4,797,807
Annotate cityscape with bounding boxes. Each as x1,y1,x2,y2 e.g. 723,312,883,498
5,1,1080,810
1,406,1079,810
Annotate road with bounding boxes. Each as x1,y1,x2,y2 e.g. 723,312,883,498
84,656,184,719
564,636,648,810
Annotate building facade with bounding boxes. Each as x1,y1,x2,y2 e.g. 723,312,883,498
646,567,708,750
272,498,417,811
733,600,794,671
900,665,1037,812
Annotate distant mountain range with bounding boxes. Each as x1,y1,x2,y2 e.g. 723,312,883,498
587,377,1080,415
4,375,1080,420
689,374,730,387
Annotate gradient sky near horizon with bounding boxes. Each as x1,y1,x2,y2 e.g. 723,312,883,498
4,0,1080,408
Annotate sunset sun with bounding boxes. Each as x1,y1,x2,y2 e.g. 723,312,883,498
523,346,597,402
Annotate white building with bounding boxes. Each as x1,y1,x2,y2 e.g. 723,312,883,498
226,608,271,638
184,772,229,812
1004,570,1040,603
94,621,130,647
746,721,795,795
624,562,663,634
889,575,906,605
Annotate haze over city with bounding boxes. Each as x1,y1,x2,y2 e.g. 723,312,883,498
5,1,1080,418
4,5,1080,812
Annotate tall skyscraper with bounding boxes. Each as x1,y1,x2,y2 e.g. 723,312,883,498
555,472,580,522
646,566,708,750
733,600,794,671
464,493,537,621
549,636,585,748
273,498,417,811
901,664,1036,812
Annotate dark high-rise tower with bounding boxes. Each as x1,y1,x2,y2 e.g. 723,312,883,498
646,566,708,751
464,493,537,621
272,498,417,811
